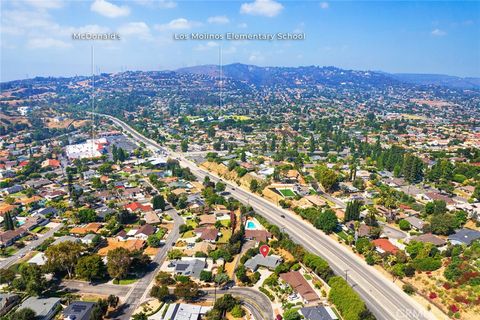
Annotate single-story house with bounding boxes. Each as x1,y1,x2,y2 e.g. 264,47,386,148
300,306,339,320
407,233,446,247
162,303,211,320
404,216,426,231
172,258,207,279
448,229,480,246
19,297,61,320
280,271,320,304
0,293,19,316
63,301,96,320
244,254,282,271
372,239,399,254
244,229,272,243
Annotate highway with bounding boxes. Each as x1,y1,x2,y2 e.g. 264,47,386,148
99,113,438,320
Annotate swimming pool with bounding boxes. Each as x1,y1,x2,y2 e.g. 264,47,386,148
245,220,259,230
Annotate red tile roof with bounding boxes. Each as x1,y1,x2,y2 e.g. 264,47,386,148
372,239,399,254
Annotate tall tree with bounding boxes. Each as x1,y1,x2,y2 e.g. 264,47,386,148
152,194,166,211
45,241,84,278
344,200,363,222
76,254,105,282
107,247,131,280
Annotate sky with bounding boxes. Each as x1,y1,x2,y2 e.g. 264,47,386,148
1,0,479,81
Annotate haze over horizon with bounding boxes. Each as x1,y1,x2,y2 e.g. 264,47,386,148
1,0,479,81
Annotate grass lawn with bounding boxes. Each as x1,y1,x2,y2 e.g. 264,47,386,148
118,278,138,285
218,229,232,244
0,246,18,257
186,219,198,229
31,226,45,233
181,230,196,238
219,219,231,227
278,188,296,197
336,230,349,241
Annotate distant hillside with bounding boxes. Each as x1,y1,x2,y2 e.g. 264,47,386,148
177,63,480,90
390,73,480,89
177,63,401,88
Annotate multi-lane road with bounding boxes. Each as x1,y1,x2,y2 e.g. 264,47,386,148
0,223,64,269
99,113,438,320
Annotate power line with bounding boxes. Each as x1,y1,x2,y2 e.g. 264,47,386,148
91,45,95,148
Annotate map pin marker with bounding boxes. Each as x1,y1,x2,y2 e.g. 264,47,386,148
260,245,270,258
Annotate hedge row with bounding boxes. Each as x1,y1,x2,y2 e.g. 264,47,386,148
328,276,367,320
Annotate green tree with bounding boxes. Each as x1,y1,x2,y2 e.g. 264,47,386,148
200,270,213,282
155,271,175,285
283,309,301,320
430,214,455,235
152,194,166,211
45,241,84,278
150,285,170,301
174,279,199,302
12,264,47,296
398,219,411,231
77,208,97,223
230,305,245,318
250,179,259,193
181,140,188,152
314,209,338,234
10,308,36,320
107,247,131,280
314,165,339,193
0,268,15,284
344,200,362,222
76,254,105,281
4,212,14,230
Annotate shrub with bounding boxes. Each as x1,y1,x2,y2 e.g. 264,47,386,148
403,284,415,295
328,276,366,320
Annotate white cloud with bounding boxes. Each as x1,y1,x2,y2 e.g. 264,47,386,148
118,22,152,40
27,37,71,49
24,0,64,9
431,28,447,36
134,0,177,9
248,51,265,62
207,15,230,24
155,18,200,31
237,22,248,28
319,2,329,9
240,0,283,18
91,0,130,18
194,41,219,51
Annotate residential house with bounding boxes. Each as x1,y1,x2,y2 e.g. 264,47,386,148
163,303,211,320
407,234,446,247
63,301,96,320
244,229,272,243
0,293,19,316
280,271,320,304
134,224,156,240
372,239,399,254
404,216,426,232
300,306,339,320
194,228,219,243
19,297,61,320
244,254,283,271
171,258,207,279
448,229,480,246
